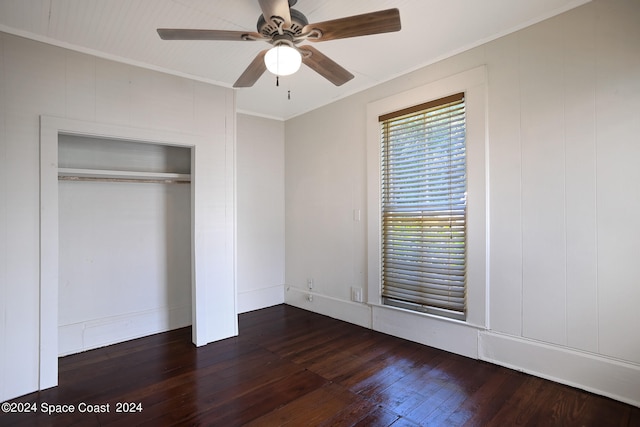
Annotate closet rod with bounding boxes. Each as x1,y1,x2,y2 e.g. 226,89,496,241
58,176,190,184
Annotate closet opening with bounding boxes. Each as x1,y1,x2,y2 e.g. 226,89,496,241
57,135,192,356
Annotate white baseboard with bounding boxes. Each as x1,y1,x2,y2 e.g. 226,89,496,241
285,287,371,328
237,285,285,314
371,304,480,359
58,305,191,356
479,331,640,408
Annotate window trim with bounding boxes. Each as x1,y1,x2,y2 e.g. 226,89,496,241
366,66,488,328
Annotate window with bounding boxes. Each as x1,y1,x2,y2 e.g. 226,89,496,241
379,93,466,321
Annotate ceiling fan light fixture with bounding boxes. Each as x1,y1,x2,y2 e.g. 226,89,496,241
158,5,401,88
264,44,302,76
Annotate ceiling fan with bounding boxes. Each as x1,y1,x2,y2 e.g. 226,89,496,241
157,0,401,88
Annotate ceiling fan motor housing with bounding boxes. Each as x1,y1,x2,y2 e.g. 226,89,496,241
257,8,308,40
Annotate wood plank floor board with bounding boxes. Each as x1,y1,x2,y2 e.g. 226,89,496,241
243,382,365,427
355,348,458,413
444,367,524,426
343,341,446,400
351,406,410,427
1,304,638,426
144,368,327,426
403,360,498,425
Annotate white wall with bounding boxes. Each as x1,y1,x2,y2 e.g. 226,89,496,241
0,32,236,401
284,0,640,406
236,114,285,312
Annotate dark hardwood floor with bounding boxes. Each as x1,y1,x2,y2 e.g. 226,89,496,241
2,304,638,426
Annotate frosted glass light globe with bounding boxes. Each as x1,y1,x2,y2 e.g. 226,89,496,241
264,45,302,76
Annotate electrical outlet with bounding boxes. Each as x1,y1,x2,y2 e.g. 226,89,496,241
351,286,363,303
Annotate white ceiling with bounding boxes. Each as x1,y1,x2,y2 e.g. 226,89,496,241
0,0,589,120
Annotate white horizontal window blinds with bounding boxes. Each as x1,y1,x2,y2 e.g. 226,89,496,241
379,93,467,321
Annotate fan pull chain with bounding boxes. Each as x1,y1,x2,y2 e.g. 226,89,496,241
288,90,291,100
276,76,279,87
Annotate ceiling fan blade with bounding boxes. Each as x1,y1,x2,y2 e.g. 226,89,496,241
157,28,263,41
258,0,291,28
303,8,401,42
233,50,269,88
299,45,354,86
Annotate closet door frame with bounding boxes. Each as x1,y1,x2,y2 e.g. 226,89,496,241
39,115,237,390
